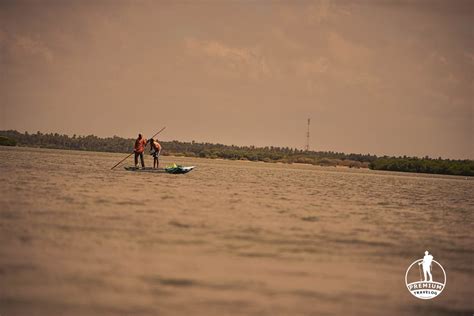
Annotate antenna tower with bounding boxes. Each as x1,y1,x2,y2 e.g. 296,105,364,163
305,118,310,151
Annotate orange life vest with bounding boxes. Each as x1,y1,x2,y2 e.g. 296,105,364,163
134,138,147,153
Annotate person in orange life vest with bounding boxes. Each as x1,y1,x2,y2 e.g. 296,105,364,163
134,133,147,168
148,138,162,169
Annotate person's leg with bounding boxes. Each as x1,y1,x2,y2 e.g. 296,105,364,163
157,155,160,169
140,152,145,167
154,157,157,169
134,152,138,167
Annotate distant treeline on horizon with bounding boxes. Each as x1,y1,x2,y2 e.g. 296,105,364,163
0,130,472,176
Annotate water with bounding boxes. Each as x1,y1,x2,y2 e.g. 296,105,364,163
0,147,472,315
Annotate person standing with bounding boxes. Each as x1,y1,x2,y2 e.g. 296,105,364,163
134,133,147,168
418,250,434,282
149,138,162,169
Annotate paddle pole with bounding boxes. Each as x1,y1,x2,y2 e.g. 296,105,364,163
110,126,166,170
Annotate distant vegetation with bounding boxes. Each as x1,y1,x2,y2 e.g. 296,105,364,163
369,156,473,177
0,136,17,146
0,130,472,176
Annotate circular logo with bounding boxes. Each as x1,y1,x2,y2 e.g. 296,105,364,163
405,251,446,300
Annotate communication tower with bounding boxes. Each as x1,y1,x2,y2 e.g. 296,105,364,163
305,118,310,151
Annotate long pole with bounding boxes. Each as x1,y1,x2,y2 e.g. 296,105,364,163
110,126,166,170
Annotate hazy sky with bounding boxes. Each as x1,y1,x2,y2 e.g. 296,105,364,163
1,0,473,158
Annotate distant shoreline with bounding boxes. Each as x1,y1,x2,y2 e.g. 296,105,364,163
2,143,369,170
0,130,472,176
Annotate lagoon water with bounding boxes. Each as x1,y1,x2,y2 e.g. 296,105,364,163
0,147,472,315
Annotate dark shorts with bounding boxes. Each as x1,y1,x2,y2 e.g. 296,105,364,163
151,151,160,159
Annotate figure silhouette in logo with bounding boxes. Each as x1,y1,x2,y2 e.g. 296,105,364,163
418,250,433,282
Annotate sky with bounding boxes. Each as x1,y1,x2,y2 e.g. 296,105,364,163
0,0,473,159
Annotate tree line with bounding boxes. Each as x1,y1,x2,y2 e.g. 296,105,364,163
0,130,472,176
369,156,473,177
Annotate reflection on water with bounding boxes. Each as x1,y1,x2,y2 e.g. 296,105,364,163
0,147,472,315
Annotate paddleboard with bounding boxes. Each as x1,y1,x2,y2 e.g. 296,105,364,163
124,167,166,173
124,165,195,174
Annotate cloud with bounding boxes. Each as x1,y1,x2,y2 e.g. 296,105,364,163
463,51,474,65
184,38,270,80
327,31,371,65
3,33,54,65
305,0,353,25
270,28,303,52
294,58,329,76
290,32,379,91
